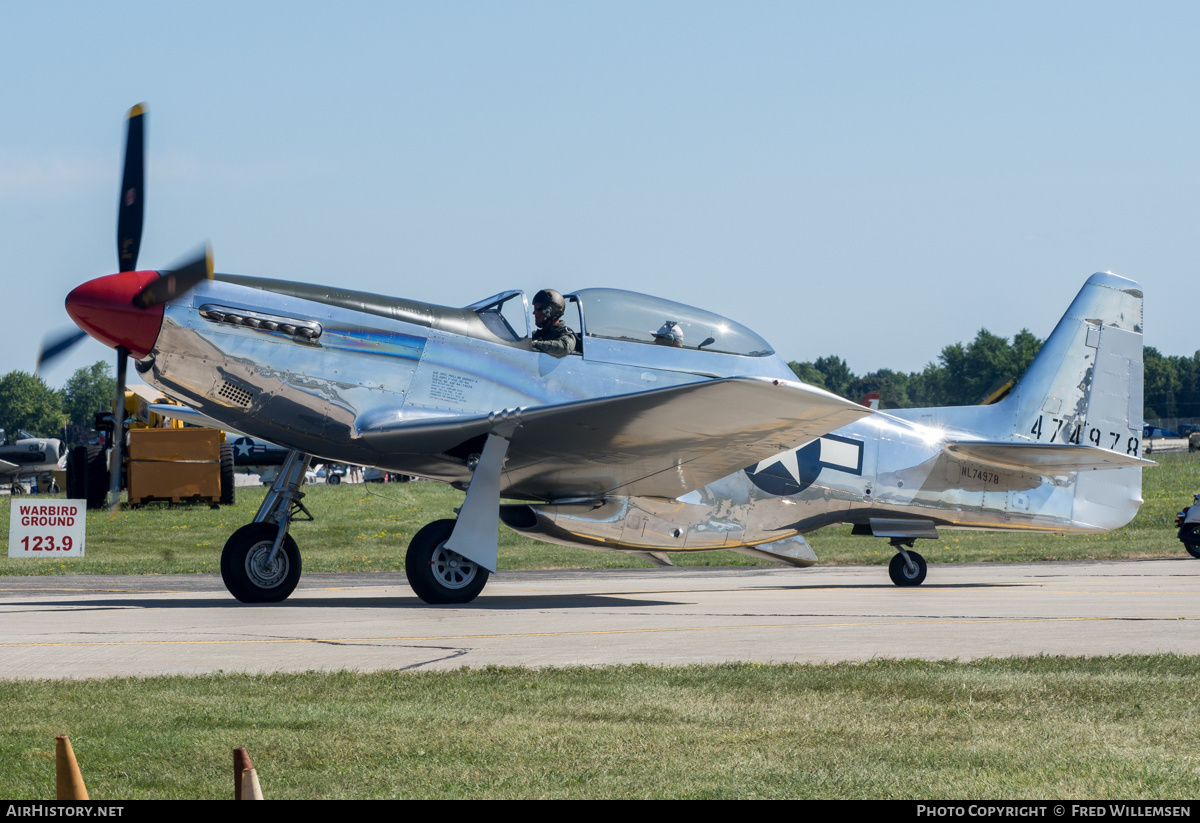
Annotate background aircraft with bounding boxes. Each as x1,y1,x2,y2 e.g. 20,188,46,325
47,106,1151,606
0,430,65,494
229,435,289,468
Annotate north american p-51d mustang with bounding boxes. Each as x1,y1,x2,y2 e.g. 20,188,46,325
51,105,1152,605
0,430,66,495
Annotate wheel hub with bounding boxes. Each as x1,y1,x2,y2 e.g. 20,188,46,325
430,544,478,589
245,541,288,587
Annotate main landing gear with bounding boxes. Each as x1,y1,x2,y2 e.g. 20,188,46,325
403,430,512,605
887,538,928,587
219,427,514,606
221,450,312,603
404,519,490,604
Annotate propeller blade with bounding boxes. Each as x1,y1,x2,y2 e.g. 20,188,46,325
117,104,147,273
131,243,213,309
108,347,128,514
36,328,88,374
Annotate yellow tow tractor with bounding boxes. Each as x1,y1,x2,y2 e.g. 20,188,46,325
66,385,235,509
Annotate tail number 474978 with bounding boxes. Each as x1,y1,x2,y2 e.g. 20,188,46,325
1030,415,1139,456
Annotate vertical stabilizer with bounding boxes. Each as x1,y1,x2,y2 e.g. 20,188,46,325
1002,272,1145,529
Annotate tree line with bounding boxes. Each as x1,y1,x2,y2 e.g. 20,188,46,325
1,337,1196,442
793,330,1197,420
0,362,114,443
1141,348,1200,421
789,328,1044,409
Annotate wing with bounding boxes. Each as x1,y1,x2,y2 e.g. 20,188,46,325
0,458,19,477
360,377,872,500
149,404,247,436
944,441,1156,472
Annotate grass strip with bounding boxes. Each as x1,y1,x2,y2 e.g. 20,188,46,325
2,656,1198,799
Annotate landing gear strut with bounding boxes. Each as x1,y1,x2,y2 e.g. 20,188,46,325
403,427,515,605
888,538,927,587
221,450,312,603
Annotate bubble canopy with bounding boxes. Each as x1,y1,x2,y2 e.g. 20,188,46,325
573,288,774,357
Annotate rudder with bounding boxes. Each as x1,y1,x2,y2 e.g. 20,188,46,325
1001,272,1145,529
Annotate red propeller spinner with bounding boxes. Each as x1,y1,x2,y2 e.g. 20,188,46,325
65,270,165,358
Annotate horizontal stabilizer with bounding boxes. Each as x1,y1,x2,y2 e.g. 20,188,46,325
944,441,1155,472
360,377,873,500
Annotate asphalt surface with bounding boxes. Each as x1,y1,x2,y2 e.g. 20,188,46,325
1,558,1198,679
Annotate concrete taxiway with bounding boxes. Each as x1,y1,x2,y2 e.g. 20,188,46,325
1,558,1197,679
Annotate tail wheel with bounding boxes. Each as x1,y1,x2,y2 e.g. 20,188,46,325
220,523,301,603
888,550,927,586
405,519,489,605
1180,525,1200,559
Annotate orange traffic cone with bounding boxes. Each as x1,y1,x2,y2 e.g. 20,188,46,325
55,736,88,800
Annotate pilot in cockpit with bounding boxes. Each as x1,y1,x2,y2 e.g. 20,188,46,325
652,320,684,347
531,289,577,358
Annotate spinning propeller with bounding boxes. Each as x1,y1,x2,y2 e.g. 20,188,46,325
38,104,214,511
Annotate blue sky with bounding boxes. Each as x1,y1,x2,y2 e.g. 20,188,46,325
4,1,1197,387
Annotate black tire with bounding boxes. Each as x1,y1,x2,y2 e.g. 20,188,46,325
405,519,489,605
220,523,302,603
327,472,340,485
10,481,25,495
1179,525,1200,559
67,446,87,499
219,444,235,506
84,445,108,509
888,550,927,586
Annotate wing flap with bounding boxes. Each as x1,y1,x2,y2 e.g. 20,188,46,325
360,377,872,499
944,441,1155,472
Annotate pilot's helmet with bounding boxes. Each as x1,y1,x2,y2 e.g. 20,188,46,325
532,289,565,325
652,320,684,347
